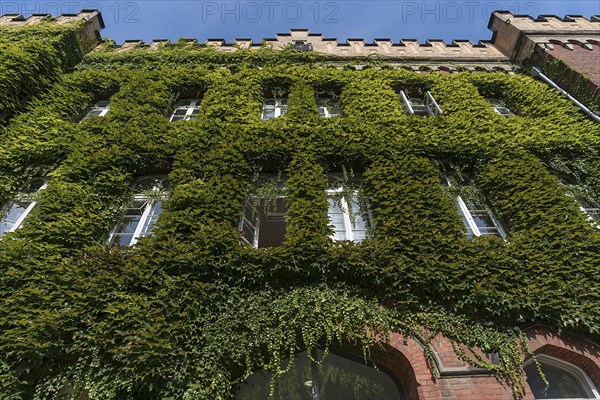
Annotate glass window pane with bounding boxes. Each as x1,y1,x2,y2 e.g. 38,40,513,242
470,209,501,237
134,178,158,191
262,110,275,120
139,201,162,238
0,201,31,236
24,179,45,193
330,106,342,117
110,201,146,245
237,350,403,400
328,198,347,241
524,362,593,399
85,109,103,118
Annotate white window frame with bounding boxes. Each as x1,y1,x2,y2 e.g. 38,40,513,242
261,98,288,120
456,195,506,238
486,98,514,117
561,183,600,228
445,177,505,239
570,194,600,228
400,90,442,116
317,98,342,118
169,98,201,121
326,188,373,242
108,177,167,246
82,100,110,120
525,354,600,400
0,178,48,238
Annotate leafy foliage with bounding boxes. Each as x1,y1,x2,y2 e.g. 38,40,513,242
0,40,599,399
0,19,89,125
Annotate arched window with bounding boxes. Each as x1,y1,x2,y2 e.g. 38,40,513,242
524,355,600,399
236,349,405,400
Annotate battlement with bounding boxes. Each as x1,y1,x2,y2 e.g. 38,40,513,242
490,11,599,33
0,10,104,29
97,28,510,65
489,11,600,61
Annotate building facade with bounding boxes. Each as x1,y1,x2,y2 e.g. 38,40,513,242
0,10,599,400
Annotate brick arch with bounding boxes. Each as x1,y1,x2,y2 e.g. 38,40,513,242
371,336,423,399
525,325,600,390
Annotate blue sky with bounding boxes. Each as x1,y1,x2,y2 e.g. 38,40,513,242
3,1,599,43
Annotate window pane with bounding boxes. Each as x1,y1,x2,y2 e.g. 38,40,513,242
176,99,192,107
139,201,162,238
24,178,46,193
328,198,347,241
237,350,403,400
134,178,158,192
110,201,146,246
85,109,103,118
470,209,501,237
329,105,342,117
524,362,593,399
0,201,31,236
262,110,275,120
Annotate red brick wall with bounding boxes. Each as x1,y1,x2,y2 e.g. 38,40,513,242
537,42,600,110
371,326,600,400
544,43,600,88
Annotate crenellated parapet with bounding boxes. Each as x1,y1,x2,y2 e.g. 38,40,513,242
102,29,509,62
0,10,104,53
489,10,600,61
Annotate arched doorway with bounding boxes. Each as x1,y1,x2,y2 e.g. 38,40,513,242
236,349,406,400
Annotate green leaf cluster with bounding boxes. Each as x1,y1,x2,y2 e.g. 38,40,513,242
0,44,599,399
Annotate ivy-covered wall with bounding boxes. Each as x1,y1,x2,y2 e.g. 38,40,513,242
0,41,599,399
0,18,93,126
523,51,600,115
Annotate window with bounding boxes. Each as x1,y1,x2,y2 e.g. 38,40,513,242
317,98,342,118
169,98,201,121
486,98,514,117
108,176,168,246
524,355,599,399
237,349,405,400
82,100,110,119
443,174,505,239
399,90,442,116
327,188,372,242
239,197,287,248
0,178,47,238
556,177,600,226
576,195,600,223
261,98,288,120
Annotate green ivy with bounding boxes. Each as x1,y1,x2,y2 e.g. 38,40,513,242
0,41,599,399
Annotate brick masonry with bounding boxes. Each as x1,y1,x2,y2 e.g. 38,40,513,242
368,326,600,400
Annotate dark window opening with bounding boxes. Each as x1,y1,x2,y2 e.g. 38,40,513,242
237,349,406,400
240,197,287,248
